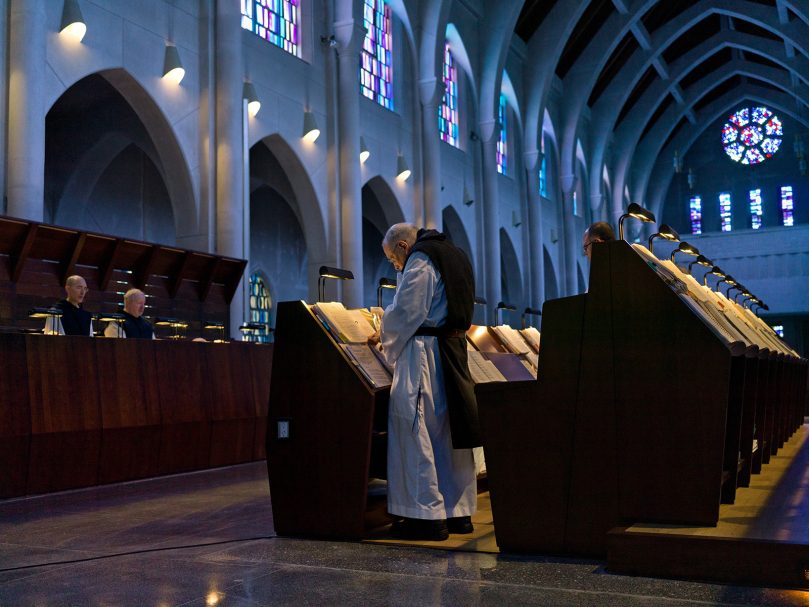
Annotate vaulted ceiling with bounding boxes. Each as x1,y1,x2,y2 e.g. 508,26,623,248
512,0,809,218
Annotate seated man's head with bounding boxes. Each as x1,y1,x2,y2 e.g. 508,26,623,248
124,289,146,318
65,275,88,306
382,223,419,272
582,222,616,260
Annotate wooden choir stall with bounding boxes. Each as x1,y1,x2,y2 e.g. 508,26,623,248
476,237,808,588
0,216,273,498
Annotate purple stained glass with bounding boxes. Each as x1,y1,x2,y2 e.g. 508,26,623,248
722,105,782,165
497,95,507,175
438,42,459,147
690,195,702,234
241,0,300,58
781,186,794,227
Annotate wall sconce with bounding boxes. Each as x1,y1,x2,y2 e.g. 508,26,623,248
60,0,86,42
162,44,185,84
29,307,63,335
318,265,354,302
687,168,696,189
203,320,227,343
618,202,655,240
243,81,261,117
396,154,411,181
463,185,474,206
495,301,516,326
669,241,699,263
359,136,370,163
647,223,679,254
377,277,396,308
703,266,724,287
302,110,320,142
687,254,713,274
521,307,542,329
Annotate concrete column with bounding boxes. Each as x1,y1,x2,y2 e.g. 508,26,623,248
0,0,9,214
420,77,443,229
334,19,365,308
480,119,500,323
215,0,246,337
7,0,46,221
561,173,578,296
525,151,544,308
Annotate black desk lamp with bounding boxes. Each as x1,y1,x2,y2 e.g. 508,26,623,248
521,307,542,330
618,202,656,241
318,266,354,303
495,301,516,326
647,224,679,255
376,277,396,308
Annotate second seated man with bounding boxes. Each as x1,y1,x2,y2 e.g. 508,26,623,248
104,288,155,339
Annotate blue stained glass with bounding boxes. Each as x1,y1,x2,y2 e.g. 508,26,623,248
719,192,732,232
497,95,507,175
360,0,393,110
781,186,794,227
723,105,782,165
689,195,702,234
749,189,762,230
247,273,272,343
242,0,300,58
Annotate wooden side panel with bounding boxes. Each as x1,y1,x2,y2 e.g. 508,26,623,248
266,301,379,539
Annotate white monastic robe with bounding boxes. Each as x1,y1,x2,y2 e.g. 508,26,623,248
381,252,477,520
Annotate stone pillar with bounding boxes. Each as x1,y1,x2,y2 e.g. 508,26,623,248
215,0,246,337
6,0,46,221
334,19,365,307
525,151,544,308
480,119,500,323
420,77,443,229
561,173,578,296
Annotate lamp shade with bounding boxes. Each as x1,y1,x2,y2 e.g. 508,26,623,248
359,136,370,163
647,223,679,253
687,254,713,273
396,154,411,181
162,44,185,84
618,202,656,240
243,81,261,116
60,0,86,42
302,110,320,142
670,241,699,261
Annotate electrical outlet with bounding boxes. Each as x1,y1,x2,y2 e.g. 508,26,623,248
277,419,290,440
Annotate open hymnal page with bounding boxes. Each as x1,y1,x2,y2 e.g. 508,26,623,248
492,324,531,355
342,344,392,388
467,350,507,383
313,301,376,343
520,327,541,352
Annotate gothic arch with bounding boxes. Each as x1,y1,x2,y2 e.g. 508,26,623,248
499,227,524,309
441,205,474,267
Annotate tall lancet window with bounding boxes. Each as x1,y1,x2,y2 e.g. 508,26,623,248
497,95,507,175
248,273,272,343
360,0,393,110
539,156,547,198
689,195,702,235
438,43,459,147
719,192,732,232
749,188,763,229
781,186,794,226
241,0,301,58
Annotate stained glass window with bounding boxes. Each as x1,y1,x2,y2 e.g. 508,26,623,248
438,42,459,147
772,325,784,338
539,156,547,198
248,273,272,343
689,195,702,234
241,0,301,58
781,186,794,227
360,0,393,110
496,95,507,175
722,106,782,165
749,188,763,229
719,192,732,232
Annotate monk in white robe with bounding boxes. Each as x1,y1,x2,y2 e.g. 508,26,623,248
377,223,477,540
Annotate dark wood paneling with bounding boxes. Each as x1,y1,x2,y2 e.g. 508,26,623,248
0,333,31,497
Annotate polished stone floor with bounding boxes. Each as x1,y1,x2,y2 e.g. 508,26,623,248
1,462,808,607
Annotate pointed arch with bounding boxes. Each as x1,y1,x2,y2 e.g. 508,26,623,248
445,23,478,116
499,227,524,309
441,205,474,267
543,245,559,302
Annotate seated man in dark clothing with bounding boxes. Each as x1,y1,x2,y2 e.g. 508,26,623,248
46,275,93,336
104,288,154,339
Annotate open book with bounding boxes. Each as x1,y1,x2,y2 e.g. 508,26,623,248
313,301,377,343
520,327,541,352
492,324,531,355
467,350,507,383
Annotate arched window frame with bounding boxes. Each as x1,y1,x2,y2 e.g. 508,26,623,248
241,0,302,58
438,42,459,148
360,0,394,110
